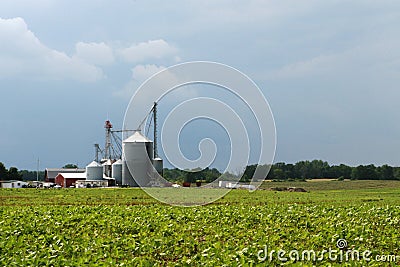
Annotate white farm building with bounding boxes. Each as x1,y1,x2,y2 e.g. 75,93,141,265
0,180,28,188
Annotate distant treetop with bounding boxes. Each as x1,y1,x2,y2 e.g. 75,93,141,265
63,164,78,169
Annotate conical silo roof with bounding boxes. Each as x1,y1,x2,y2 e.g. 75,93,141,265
87,161,101,167
102,159,112,166
123,131,152,143
112,159,122,165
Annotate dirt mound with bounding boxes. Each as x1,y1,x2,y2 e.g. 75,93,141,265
269,187,307,192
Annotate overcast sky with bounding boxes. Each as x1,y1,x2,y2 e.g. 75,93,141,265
1,0,400,170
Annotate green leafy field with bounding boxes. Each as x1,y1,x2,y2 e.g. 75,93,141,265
1,181,399,266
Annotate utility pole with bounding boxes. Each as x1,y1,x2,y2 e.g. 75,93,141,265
36,158,40,182
94,144,101,162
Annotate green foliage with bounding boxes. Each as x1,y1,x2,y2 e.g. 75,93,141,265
63,164,78,169
377,165,394,180
163,168,186,182
163,167,221,183
7,167,22,181
0,187,399,266
0,162,7,178
18,170,45,181
163,162,400,182
394,167,400,180
352,165,378,180
2,160,399,184
0,162,22,181
241,165,257,182
268,161,398,181
0,162,45,181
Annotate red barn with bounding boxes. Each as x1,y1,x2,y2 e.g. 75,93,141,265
55,172,86,188
45,168,85,183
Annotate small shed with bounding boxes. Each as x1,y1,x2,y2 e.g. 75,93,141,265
218,180,231,188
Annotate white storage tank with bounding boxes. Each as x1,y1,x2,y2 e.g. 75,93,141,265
102,159,112,178
153,157,163,176
112,159,123,185
122,131,154,187
86,161,103,180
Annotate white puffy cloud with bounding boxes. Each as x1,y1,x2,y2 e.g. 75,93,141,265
269,53,339,80
131,64,166,82
0,17,103,82
118,39,178,63
114,64,166,98
114,64,200,107
74,42,115,66
269,38,400,82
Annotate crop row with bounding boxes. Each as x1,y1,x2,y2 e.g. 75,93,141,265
0,201,399,266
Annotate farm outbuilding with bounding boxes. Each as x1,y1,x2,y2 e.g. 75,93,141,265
55,173,87,188
218,180,256,190
45,168,85,183
0,180,28,188
75,180,108,188
218,181,231,188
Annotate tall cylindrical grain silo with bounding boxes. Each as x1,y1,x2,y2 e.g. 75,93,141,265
112,159,123,185
86,161,103,180
122,131,154,187
153,157,163,176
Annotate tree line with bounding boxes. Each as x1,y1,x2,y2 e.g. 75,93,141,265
0,163,80,182
0,162,44,181
1,160,400,183
244,160,400,181
164,160,400,182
